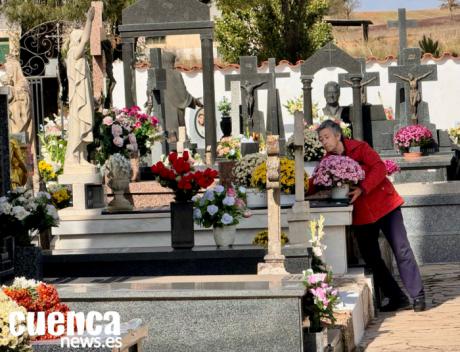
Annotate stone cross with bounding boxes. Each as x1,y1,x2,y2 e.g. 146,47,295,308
0,87,10,196
388,8,417,120
176,126,187,157
258,135,288,275
230,80,241,135
146,48,168,154
90,1,105,105
339,59,380,105
224,56,271,135
388,48,437,125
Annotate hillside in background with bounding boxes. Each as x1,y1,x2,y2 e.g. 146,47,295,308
333,8,460,59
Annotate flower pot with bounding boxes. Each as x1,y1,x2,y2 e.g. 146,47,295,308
170,201,194,249
280,193,295,206
218,159,236,188
220,114,232,137
304,161,319,177
331,184,350,200
403,152,423,161
14,246,43,280
241,142,259,157
303,327,328,352
246,188,267,208
213,225,237,247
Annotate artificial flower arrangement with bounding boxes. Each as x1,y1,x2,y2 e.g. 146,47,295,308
312,155,365,188
448,125,460,145
217,136,241,160
232,153,267,188
283,94,320,119
150,151,218,201
217,96,231,116
0,289,32,351
287,128,325,162
383,159,400,176
393,124,433,153
0,187,60,246
2,277,71,341
251,157,309,194
47,183,72,209
38,115,67,178
193,185,250,228
302,269,340,332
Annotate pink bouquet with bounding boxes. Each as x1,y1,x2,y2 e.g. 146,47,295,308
383,159,400,176
394,124,433,152
312,155,365,187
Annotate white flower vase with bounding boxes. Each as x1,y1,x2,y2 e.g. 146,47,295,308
246,188,267,208
331,184,350,200
106,155,133,212
213,225,237,247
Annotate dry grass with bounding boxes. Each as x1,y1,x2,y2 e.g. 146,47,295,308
333,8,460,59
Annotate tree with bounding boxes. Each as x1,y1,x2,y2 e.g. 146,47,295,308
439,0,459,20
343,0,360,20
214,0,333,64
0,0,135,33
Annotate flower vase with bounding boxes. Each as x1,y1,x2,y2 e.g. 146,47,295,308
246,188,267,208
217,159,236,189
403,152,422,161
213,225,236,247
106,155,133,212
220,112,232,137
331,183,350,200
170,201,194,249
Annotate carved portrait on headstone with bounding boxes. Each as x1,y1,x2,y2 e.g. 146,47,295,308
162,51,203,142
64,7,97,172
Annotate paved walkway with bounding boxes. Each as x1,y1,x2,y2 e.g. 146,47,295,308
358,263,460,351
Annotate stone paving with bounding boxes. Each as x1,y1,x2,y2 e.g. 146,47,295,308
358,263,460,351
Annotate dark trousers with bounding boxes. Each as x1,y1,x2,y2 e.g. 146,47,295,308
353,207,424,300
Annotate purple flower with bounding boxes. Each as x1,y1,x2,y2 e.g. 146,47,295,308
221,213,233,225
128,133,137,145
222,196,235,206
111,124,123,137
207,204,218,216
113,136,124,147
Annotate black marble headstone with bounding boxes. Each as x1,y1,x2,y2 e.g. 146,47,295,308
0,87,10,196
361,104,396,155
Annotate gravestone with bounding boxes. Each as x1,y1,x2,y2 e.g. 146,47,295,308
0,87,10,196
387,8,417,122
388,47,438,142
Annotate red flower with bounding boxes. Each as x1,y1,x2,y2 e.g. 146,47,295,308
151,161,165,175
168,152,178,164
183,150,189,161
173,158,191,174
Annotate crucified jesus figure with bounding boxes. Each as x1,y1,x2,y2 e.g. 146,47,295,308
241,80,266,128
343,76,377,105
393,70,433,122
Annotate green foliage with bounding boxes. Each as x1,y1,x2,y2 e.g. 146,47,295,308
0,0,135,32
217,97,232,115
419,35,441,57
215,0,333,63
252,230,289,247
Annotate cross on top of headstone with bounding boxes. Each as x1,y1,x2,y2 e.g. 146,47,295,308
339,59,380,104
266,58,289,137
387,8,417,60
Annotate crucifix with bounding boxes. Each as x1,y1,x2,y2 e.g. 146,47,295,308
338,59,379,105
388,48,437,125
387,8,417,120
90,1,105,106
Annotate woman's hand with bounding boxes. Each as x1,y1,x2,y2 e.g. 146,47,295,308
348,186,362,204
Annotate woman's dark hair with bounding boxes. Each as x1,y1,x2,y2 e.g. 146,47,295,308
317,120,343,137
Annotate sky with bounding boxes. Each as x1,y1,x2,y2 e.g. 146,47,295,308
359,0,440,11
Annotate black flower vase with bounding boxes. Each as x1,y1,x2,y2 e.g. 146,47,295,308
220,112,232,137
170,200,195,249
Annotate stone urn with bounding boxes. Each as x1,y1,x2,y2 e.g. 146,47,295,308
213,225,237,247
106,154,133,212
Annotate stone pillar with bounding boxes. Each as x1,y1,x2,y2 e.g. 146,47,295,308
287,111,311,244
176,126,186,156
0,87,10,196
200,33,217,165
351,75,363,141
258,135,288,275
90,1,104,105
122,38,136,107
301,76,314,125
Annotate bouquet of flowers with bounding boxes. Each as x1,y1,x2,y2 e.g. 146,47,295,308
38,115,67,177
2,277,71,340
394,124,433,152
151,151,218,201
128,106,164,156
217,136,241,160
287,128,325,162
0,188,60,246
302,269,340,332
47,183,72,209
251,157,309,194
193,185,250,228
383,159,400,176
38,160,57,183
448,125,460,145
0,290,32,350
232,153,267,188
283,94,320,119
217,97,231,115
313,155,365,188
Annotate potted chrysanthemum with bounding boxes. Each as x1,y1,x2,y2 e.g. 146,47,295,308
193,185,250,247
312,155,365,200
394,124,433,160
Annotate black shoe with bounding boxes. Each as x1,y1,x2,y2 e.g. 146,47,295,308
379,297,410,312
413,295,426,312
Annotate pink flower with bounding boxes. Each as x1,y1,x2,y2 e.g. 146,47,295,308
243,210,252,218
111,124,123,137
307,273,327,285
313,155,365,188
150,116,159,125
383,160,400,176
394,124,433,151
113,136,124,147
134,121,142,129
103,116,113,126
227,187,236,197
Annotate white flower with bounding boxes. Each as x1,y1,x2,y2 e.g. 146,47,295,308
0,201,12,215
46,204,59,222
12,206,30,221
312,246,323,257
36,191,51,200
9,277,39,289
238,186,246,194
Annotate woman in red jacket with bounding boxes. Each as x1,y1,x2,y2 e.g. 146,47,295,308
316,120,425,312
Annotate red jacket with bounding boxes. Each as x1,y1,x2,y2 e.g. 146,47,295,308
311,139,404,225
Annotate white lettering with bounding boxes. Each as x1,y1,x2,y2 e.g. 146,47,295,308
47,312,65,336
103,311,121,335
86,311,103,336
8,312,25,337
